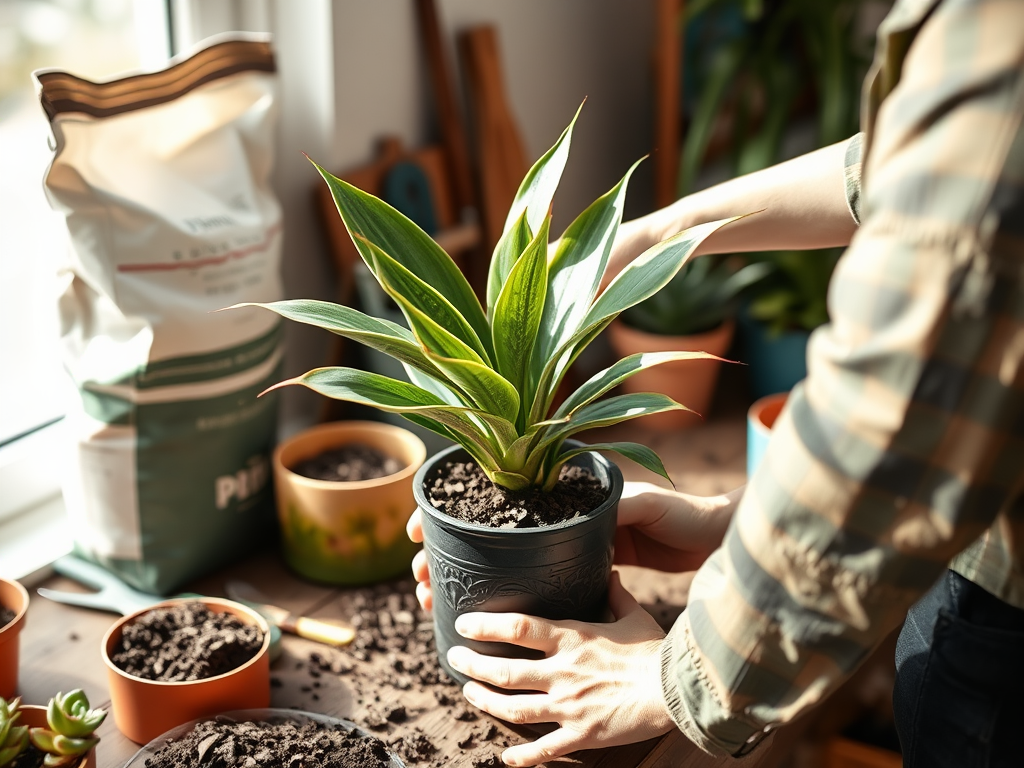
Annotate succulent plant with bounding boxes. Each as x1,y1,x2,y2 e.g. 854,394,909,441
240,107,745,492
0,698,28,768
28,690,104,767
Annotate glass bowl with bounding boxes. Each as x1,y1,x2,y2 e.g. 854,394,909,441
122,707,405,767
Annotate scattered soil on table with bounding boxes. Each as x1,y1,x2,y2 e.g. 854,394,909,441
292,444,404,482
143,718,392,768
426,460,607,527
0,605,15,629
111,601,263,682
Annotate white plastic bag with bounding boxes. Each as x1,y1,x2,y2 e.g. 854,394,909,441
36,35,283,593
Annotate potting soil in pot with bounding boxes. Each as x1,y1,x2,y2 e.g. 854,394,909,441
143,719,392,768
427,461,607,527
111,602,263,682
292,444,404,482
7,746,44,768
0,605,15,629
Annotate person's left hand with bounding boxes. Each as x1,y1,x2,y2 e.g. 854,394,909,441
446,571,674,767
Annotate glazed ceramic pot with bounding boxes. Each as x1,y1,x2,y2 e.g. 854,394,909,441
19,704,97,768
747,392,788,478
273,421,426,585
737,309,810,399
0,576,29,699
101,597,271,744
416,442,622,685
607,318,735,431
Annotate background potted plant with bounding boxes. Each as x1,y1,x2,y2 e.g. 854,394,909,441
1,691,104,768
101,597,271,744
273,420,426,585
609,255,770,429
677,0,867,398
240,106,744,681
0,577,29,700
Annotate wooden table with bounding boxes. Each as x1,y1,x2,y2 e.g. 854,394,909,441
16,415,776,768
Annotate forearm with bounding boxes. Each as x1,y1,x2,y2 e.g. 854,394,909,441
608,139,858,280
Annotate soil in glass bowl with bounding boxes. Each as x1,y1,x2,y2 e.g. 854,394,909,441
128,709,403,768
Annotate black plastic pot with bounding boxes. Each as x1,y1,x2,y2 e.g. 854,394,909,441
414,442,622,685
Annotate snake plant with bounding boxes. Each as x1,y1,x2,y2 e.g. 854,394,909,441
0,698,28,768
28,690,104,767
240,107,744,492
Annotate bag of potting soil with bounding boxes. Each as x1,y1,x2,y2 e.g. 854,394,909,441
35,35,283,594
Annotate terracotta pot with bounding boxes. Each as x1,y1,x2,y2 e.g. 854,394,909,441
102,597,271,744
273,421,426,585
0,576,29,699
19,704,97,768
417,441,622,686
606,318,735,431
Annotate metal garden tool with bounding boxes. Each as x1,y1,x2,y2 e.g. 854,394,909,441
224,579,355,646
38,555,283,660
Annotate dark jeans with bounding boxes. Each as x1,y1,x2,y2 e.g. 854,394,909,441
894,570,1024,768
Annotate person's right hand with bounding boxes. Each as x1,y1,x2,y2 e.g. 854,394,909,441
613,481,742,572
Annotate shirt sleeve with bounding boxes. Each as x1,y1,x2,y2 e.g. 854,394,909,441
661,0,1024,756
844,133,864,225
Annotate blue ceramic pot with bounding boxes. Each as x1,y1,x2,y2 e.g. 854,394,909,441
414,442,622,685
738,310,810,399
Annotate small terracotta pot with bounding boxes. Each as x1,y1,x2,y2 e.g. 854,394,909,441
607,318,735,431
101,597,271,744
273,421,426,584
0,576,29,699
20,704,97,768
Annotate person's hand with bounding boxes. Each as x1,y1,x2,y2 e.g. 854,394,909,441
406,509,432,611
446,571,673,766
614,481,741,572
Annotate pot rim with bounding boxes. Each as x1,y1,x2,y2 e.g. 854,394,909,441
0,576,29,636
413,440,623,536
610,315,735,344
101,597,271,688
748,392,788,438
274,420,426,491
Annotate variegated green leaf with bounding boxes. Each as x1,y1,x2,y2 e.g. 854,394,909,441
232,299,450,391
542,441,674,490
555,350,730,418
532,159,642,389
310,158,493,359
359,236,490,363
486,210,532,316
533,392,688,454
423,349,520,431
491,216,550,423
504,102,582,236
264,367,503,464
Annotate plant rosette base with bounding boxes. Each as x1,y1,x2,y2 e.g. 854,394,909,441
101,597,271,745
0,577,29,700
17,705,96,768
607,318,734,431
273,421,426,585
415,442,622,686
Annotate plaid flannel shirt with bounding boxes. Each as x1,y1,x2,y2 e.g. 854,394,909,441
661,0,1024,756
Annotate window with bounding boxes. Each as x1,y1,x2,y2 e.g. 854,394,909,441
0,0,160,556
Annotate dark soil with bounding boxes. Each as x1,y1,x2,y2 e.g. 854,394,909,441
426,460,607,527
0,605,15,629
111,601,263,682
292,444,403,482
8,746,44,768
142,718,392,768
